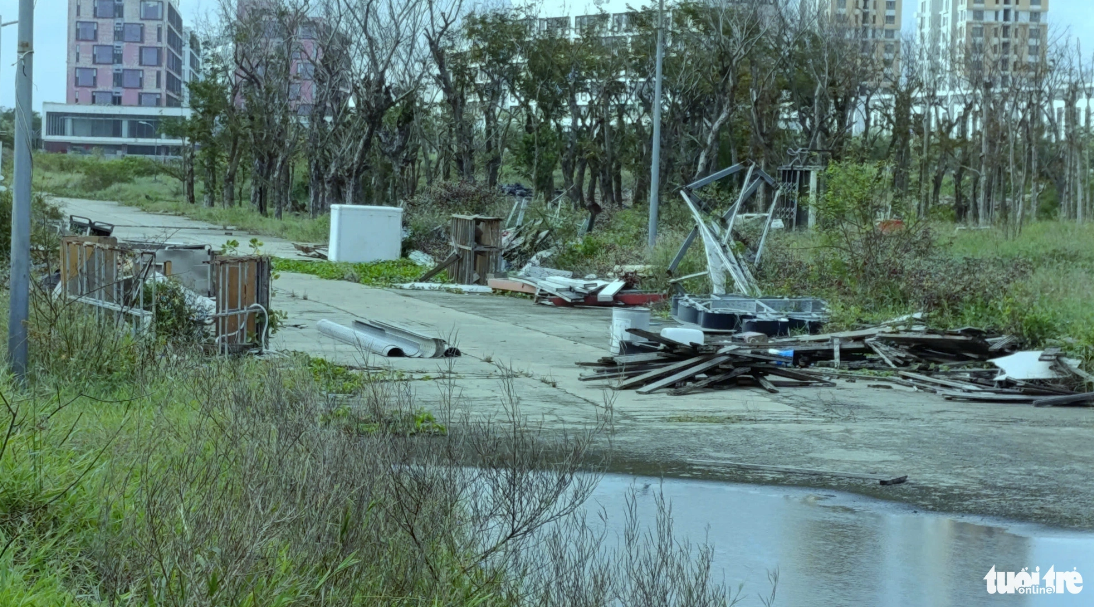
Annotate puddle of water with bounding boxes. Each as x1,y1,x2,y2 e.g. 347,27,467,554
587,474,1094,606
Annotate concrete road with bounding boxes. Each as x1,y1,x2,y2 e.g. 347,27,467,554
55,196,1094,529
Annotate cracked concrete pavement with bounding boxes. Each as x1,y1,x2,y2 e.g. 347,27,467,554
55,196,1094,530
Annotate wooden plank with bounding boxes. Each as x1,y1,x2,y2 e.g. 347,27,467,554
752,373,780,393
754,365,835,386
418,252,460,283
866,340,898,369
899,371,986,391
669,367,751,396
625,328,691,350
487,277,538,295
1033,392,1094,408
615,355,715,390
937,391,1036,403
637,356,733,394
597,280,628,302
688,459,908,485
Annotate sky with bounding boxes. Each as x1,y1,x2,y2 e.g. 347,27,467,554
0,0,1092,111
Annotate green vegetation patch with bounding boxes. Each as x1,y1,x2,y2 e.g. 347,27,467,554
273,257,430,287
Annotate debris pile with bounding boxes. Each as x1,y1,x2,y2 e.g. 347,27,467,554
578,323,1093,405
489,266,665,308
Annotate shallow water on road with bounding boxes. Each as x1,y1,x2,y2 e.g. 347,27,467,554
588,474,1094,606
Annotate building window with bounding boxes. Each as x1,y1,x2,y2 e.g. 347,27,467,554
115,68,143,88
289,82,301,100
74,67,97,87
885,15,894,24
1029,11,1040,22
116,23,144,42
1031,0,1041,5
138,93,162,107
612,12,634,32
973,10,984,20
92,45,114,64
76,1,80,16
140,46,163,66
1002,9,1010,21
76,21,97,41
885,29,895,39
1002,25,1010,38
72,117,123,137
885,43,895,53
1030,27,1041,39
166,72,181,94
157,25,162,42
140,1,163,19
156,70,161,87
94,0,113,17
886,0,895,9
298,22,317,39
297,61,314,78
167,51,182,74
91,91,114,105
973,25,983,37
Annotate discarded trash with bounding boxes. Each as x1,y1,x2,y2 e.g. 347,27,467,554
989,351,1080,381
408,250,435,267
292,242,329,260
576,322,1090,405
317,319,459,358
490,267,665,308
610,307,651,355
394,282,493,294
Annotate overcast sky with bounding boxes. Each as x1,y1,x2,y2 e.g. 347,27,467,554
1,0,1092,111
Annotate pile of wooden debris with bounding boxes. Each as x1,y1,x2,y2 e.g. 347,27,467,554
578,325,1094,406
489,267,665,307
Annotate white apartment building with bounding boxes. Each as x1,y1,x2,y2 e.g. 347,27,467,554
917,0,1049,77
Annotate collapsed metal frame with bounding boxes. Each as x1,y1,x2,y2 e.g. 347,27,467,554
668,162,783,297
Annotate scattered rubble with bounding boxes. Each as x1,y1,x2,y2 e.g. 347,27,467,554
577,322,1092,405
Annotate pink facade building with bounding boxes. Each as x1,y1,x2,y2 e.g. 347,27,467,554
67,0,193,107
44,0,201,155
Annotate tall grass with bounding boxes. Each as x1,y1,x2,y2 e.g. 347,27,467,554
0,285,745,606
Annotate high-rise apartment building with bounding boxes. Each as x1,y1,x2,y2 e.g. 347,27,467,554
826,0,904,68
916,0,1048,78
43,0,201,156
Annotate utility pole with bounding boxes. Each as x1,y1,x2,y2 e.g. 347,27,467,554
647,0,665,249
8,0,33,380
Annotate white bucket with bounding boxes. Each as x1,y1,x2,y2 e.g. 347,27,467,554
610,307,651,354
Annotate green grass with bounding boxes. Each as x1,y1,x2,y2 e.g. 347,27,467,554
273,257,430,287
32,153,330,244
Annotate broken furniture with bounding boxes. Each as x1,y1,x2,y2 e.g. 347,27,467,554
69,215,115,237
58,233,272,353
449,215,501,285
59,236,155,330
328,204,403,263
211,255,272,354
317,318,460,358
415,215,503,286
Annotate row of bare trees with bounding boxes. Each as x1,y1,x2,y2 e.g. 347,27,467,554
177,0,1094,229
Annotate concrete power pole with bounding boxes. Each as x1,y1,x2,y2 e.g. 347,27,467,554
647,0,665,249
8,0,33,380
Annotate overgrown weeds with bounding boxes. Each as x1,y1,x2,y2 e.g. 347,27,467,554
0,294,745,606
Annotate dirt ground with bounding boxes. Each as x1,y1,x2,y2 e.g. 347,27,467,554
59,196,1094,530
